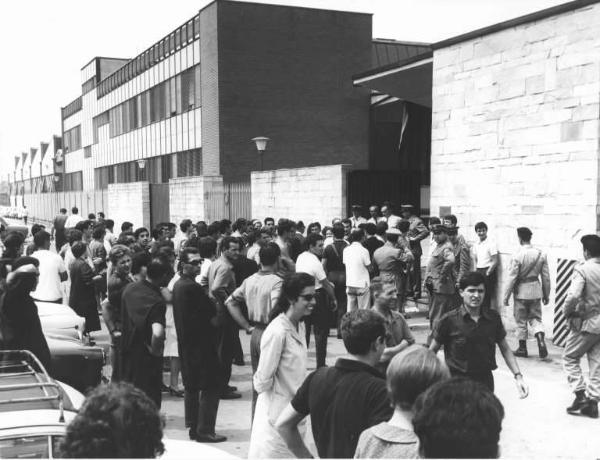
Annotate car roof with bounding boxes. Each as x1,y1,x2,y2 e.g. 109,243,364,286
161,438,239,459
0,410,76,435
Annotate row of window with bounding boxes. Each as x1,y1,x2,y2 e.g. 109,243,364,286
63,126,82,153
94,149,201,189
102,65,200,140
61,97,82,120
11,171,83,194
82,77,96,95
97,14,200,98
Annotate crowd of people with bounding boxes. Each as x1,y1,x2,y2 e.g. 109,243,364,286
0,200,599,458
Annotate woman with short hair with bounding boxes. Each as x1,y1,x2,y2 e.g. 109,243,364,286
247,273,315,458
354,345,450,459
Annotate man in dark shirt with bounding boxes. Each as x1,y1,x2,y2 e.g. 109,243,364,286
276,309,392,458
322,223,348,338
363,222,384,259
430,271,529,397
51,208,68,252
120,257,172,408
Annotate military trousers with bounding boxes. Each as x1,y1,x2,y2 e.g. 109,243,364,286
513,298,544,340
563,330,600,401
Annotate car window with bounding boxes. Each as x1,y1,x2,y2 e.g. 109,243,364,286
0,435,50,458
50,435,64,458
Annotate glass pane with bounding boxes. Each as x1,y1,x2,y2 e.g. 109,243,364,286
194,65,201,107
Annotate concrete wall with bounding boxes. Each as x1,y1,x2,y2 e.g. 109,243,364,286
107,182,150,230
217,2,372,182
169,175,225,224
251,164,349,225
430,3,600,332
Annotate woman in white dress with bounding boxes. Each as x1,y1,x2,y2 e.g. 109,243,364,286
247,273,316,458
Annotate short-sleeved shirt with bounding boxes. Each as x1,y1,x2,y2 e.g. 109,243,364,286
343,242,371,288
296,251,326,289
475,237,498,268
30,249,67,301
226,270,283,324
291,358,392,458
433,305,507,374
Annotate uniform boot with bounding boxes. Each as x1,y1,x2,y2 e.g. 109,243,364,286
566,390,588,415
513,340,528,357
535,331,548,359
580,399,599,419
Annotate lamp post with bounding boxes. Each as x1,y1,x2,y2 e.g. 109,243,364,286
137,159,146,181
251,136,270,171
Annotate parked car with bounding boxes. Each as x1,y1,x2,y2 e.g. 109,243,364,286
0,216,28,238
36,301,105,393
0,350,81,459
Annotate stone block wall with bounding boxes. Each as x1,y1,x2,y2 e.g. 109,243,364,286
430,3,600,332
107,182,150,230
169,175,225,224
251,165,350,225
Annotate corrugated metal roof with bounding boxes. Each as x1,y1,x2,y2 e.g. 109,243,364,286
372,39,431,68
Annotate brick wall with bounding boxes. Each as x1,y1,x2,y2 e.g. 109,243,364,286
107,182,150,230
169,175,225,224
217,2,371,182
430,3,600,332
251,164,349,225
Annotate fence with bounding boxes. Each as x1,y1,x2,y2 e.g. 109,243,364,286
13,190,108,227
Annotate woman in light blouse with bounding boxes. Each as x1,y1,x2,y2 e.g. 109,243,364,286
248,273,315,458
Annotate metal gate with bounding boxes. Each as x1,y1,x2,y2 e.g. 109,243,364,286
346,170,422,216
225,181,251,220
150,183,170,228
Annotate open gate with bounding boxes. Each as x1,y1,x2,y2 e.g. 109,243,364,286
150,183,170,228
346,170,422,216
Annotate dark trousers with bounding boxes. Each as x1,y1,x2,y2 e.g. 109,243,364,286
304,289,329,368
110,334,121,382
55,232,66,254
409,254,422,296
476,267,496,311
217,320,236,390
250,325,266,421
451,369,495,392
184,387,221,435
333,280,347,337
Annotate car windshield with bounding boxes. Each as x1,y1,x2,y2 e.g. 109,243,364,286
0,435,50,458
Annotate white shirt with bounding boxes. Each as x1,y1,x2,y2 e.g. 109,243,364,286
31,249,67,301
246,243,261,265
64,214,83,228
295,251,326,289
475,237,498,268
196,259,212,287
343,242,371,288
383,215,402,229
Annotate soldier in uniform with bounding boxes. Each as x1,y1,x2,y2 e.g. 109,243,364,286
562,234,600,418
372,228,413,314
503,227,550,359
400,204,430,300
447,224,472,306
350,205,367,229
424,224,455,338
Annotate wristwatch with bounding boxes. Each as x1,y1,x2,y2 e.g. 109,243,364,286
513,372,523,379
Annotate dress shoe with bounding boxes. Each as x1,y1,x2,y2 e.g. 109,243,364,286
220,390,242,400
168,386,184,398
195,433,228,443
580,400,599,418
535,332,548,359
161,383,171,393
233,357,245,366
513,340,528,358
227,385,238,392
566,391,588,414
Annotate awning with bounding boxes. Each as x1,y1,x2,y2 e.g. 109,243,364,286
353,51,433,108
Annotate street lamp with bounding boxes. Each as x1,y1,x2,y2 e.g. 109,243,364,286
137,159,147,169
251,136,270,171
137,159,147,181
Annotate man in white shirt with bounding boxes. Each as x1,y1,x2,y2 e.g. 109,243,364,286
367,205,381,224
349,205,367,229
30,230,68,303
65,206,84,229
296,233,337,368
474,221,499,310
343,229,372,311
381,204,402,230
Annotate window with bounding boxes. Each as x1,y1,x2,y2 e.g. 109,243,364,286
169,77,177,116
84,145,92,158
176,149,202,177
181,66,195,111
63,125,81,152
93,111,109,143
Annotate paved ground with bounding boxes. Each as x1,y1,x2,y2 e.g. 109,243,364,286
91,299,600,459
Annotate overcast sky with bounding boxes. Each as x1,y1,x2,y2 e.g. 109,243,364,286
0,0,567,170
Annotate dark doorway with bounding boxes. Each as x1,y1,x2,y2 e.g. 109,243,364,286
150,183,170,228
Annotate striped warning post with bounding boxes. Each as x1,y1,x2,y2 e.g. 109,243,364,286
554,258,578,347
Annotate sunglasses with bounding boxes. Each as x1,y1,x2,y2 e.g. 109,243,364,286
299,294,316,301
188,259,202,266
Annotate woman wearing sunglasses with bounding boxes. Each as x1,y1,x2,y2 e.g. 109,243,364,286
248,272,316,458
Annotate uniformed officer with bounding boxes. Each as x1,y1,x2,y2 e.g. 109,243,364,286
447,224,472,305
349,205,367,229
400,204,430,299
562,234,600,418
372,228,413,313
503,227,550,359
424,224,456,336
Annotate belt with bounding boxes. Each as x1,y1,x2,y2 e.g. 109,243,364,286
520,276,539,283
249,321,267,328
